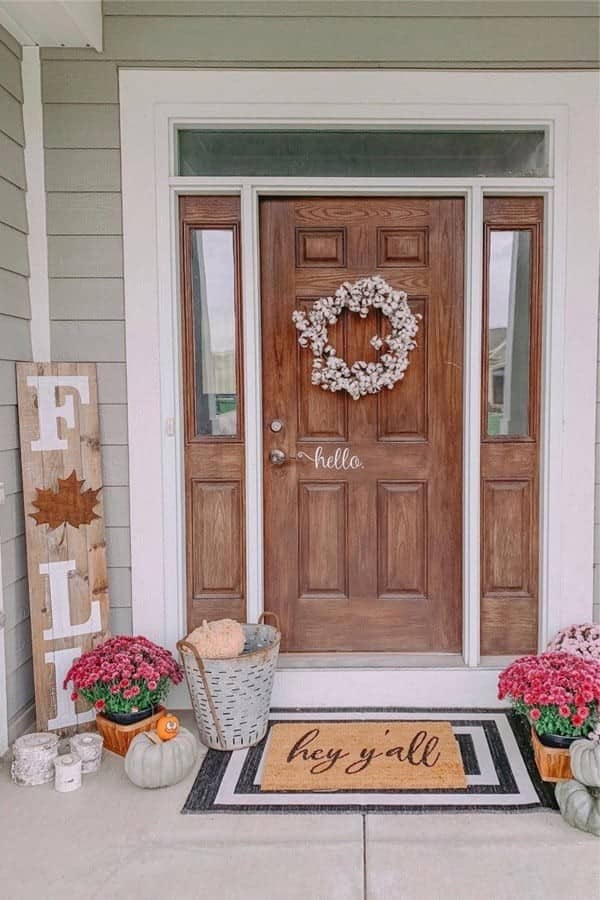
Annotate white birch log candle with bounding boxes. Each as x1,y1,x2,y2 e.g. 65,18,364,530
11,733,59,786
54,752,83,792
70,733,103,773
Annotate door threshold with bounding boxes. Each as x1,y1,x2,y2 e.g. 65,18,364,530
278,652,465,670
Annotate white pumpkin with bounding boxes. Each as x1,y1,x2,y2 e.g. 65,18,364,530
125,728,198,789
555,779,600,837
570,738,600,788
186,618,245,659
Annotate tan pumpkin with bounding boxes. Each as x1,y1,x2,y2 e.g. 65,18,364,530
570,738,600,788
186,619,245,659
555,779,600,837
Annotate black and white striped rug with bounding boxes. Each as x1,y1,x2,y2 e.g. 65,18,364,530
182,708,557,814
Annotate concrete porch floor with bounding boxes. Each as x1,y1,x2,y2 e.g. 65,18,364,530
0,712,597,900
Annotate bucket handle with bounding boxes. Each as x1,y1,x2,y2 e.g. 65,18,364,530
258,611,280,632
177,639,227,751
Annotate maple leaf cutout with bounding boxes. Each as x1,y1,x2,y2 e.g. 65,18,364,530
30,470,102,530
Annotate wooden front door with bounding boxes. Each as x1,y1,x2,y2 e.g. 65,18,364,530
261,197,464,652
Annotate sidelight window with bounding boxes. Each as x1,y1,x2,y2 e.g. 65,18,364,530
189,228,239,438
485,229,533,438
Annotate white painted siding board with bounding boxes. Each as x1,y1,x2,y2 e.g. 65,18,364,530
0,317,31,362
46,192,122,235
0,223,29,277
0,85,24,145
0,132,26,188
108,566,132,608
0,176,28,233
0,269,29,319
101,444,129,485
103,486,131,528
0,449,22,495
45,149,121,192
50,277,124,319
110,606,132,634
96,362,127,403
3,577,29,631
0,38,23,101
42,61,119,103
106,526,131,568
50,321,125,361
44,104,121,149
98,404,128,445
47,235,123,277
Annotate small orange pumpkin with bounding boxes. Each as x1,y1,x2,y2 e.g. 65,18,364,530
156,713,179,741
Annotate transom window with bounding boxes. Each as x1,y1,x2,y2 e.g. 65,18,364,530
177,129,548,178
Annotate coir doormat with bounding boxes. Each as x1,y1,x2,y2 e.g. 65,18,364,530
182,708,558,814
261,721,467,791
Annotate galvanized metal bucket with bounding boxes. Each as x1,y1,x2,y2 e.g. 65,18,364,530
177,613,281,751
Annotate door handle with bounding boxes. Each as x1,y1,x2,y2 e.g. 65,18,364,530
269,449,288,465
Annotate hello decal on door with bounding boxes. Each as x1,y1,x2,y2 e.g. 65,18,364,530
17,363,109,734
297,446,364,471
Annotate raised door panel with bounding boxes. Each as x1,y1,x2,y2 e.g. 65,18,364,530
378,482,427,598
377,228,429,267
296,228,346,267
298,482,348,598
482,480,532,596
378,298,427,441
191,480,242,597
296,299,347,442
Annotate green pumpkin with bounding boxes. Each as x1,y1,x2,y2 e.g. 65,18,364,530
125,727,199,789
570,739,600,789
555,780,600,837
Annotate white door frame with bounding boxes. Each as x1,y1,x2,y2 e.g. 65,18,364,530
120,70,598,706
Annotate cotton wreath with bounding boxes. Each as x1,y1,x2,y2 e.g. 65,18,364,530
292,276,420,400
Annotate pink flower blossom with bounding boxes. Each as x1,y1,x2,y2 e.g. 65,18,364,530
530,708,541,721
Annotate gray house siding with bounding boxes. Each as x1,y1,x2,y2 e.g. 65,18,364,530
37,2,600,637
0,25,34,741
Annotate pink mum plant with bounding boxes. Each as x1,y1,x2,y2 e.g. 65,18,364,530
64,635,182,716
498,652,600,739
547,623,600,661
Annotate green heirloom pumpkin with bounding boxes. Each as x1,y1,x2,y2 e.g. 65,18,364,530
570,739,600,789
125,728,199,789
555,780,600,837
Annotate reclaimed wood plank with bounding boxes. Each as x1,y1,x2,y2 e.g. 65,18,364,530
17,362,110,733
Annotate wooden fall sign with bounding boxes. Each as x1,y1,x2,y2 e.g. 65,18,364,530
17,363,110,733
